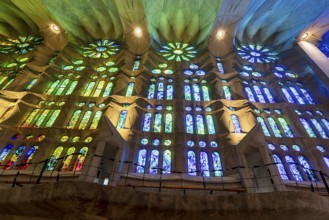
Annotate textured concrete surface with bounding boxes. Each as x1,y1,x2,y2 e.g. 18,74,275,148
0,181,328,220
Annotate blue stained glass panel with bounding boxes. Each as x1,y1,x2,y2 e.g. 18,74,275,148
231,114,242,133
206,115,215,134
245,87,256,102
196,115,205,134
212,152,223,176
200,152,210,177
184,85,192,100
193,84,201,101
153,113,162,132
281,88,295,103
149,150,159,174
285,155,303,182
136,149,147,173
143,113,152,132
157,82,164,100
117,110,128,129
257,117,271,136
187,151,197,176
272,154,289,180
298,156,316,181
300,118,317,138
186,114,194,134
166,84,173,100
268,117,282,137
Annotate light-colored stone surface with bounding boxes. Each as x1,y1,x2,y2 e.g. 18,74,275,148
0,182,328,219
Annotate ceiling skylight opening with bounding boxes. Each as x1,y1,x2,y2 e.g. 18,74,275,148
216,30,225,40
134,27,142,38
301,32,309,40
51,24,60,33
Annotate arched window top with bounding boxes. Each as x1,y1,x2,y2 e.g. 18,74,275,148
187,151,196,176
231,114,242,133
149,149,159,175
73,147,88,171
272,154,289,180
136,149,147,174
163,150,171,174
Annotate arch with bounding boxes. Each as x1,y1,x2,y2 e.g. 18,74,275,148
163,150,171,174
46,146,64,171
73,147,88,171
153,113,162,132
285,155,303,181
164,113,173,133
267,117,282,137
0,144,14,162
5,145,26,169
20,145,39,170
61,147,76,171
149,149,159,174
277,117,294,137
299,118,317,138
67,110,82,129
117,110,128,129
212,152,223,177
231,114,242,133
142,113,152,132
90,111,103,129
257,117,271,137
272,154,289,180
206,115,216,134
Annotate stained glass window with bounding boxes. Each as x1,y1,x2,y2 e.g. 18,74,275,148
90,111,103,129
73,147,88,171
143,113,152,132
187,151,197,176
46,146,64,171
253,85,266,103
263,88,275,103
285,155,303,181
45,109,61,127
163,150,171,174
61,147,75,171
298,156,316,181
117,110,128,129
186,114,194,134
126,82,134,97
324,157,329,169
25,78,38,91
281,88,295,103
45,80,60,95
231,114,242,133
299,118,317,138
0,144,13,162
223,86,232,100
202,86,210,101
166,84,174,100
103,82,113,96
5,145,26,169
272,154,289,180
55,79,70,95
153,113,162,133
185,85,192,100
268,117,282,137
206,115,216,134
212,152,223,176
78,111,92,129
66,81,78,95
216,58,225,74
164,113,172,133
196,115,205,134
157,82,164,99
82,82,96,96
136,149,147,173
245,87,256,102
278,117,294,137
93,81,105,97
193,84,201,101
300,88,315,104
321,119,329,132
289,87,305,104
257,117,271,136
310,119,328,139
200,152,210,177
67,110,81,129
148,84,155,99
20,145,38,169
35,109,50,127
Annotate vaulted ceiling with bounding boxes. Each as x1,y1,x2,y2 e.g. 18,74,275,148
0,0,329,57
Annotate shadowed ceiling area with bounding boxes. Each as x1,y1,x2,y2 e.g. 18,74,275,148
0,0,329,55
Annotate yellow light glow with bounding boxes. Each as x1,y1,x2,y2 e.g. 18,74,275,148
301,32,308,39
51,24,60,33
134,27,142,37
216,30,225,39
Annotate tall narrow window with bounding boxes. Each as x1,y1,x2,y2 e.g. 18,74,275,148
231,114,242,133
245,87,256,102
223,86,232,100
90,111,103,129
126,82,134,97
289,87,305,104
299,118,317,138
184,85,192,100
164,113,172,133
206,115,215,134
200,152,210,177
278,117,294,137
103,82,113,96
20,146,38,170
212,152,223,176
321,119,329,132
186,114,194,134
253,85,266,103
196,115,205,134
117,110,128,129
55,79,70,95
136,149,147,173
300,88,315,104
257,117,271,136
272,154,289,180
35,109,50,127
73,147,88,171
263,88,275,103
82,82,96,96
21,109,39,127
157,82,164,99
143,113,152,132
25,78,38,91
5,145,26,169
93,81,105,97
45,80,60,95
61,147,76,171
202,86,210,101
45,109,61,127
67,110,82,129
166,84,173,100
310,119,328,139
0,144,14,162
281,88,294,103
187,151,197,176
268,117,282,137
193,84,201,101
324,157,329,169
148,84,155,99
149,150,159,174
66,81,78,95
163,150,171,174
285,155,303,181
46,146,64,171
298,156,316,181
153,113,162,132
78,110,92,129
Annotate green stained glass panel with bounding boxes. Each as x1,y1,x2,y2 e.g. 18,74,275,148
78,111,92,129
46,80,60,95
35,109,50,127
55,79,70,95
93,81,105,97
82,82,96,96
66,81,78,95
126,82,134,97
45,109,61,127
67,110,82,129
164,113,172,133
90,111,102,129
46,146,63,171
21,109,39,127
103,82,113,96
153,113,162,133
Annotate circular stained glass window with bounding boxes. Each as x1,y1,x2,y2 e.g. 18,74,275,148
72,136,80,143
252,72,262,77
98,103,106,108
184,70,193,75
166,106,173,111
84,137,93,143
185,106,192,111
196,70,205,76
89,102,96,107
152,139,160,146
268,144,276,150
205,107,212,112
195,107,202,111
190,64,198,69
292,145,301,151
164,69,173,75
317,145,325,153
187,140,194,147
155,105,162,110
152,69,161,74
105,61,115,66
164,139,171,146
96,66,106,72
280,145,288,151
61,136,69,142
141,138,148,145
159,63,168,68
199,141,206,148
240,71,249,77
210,141,218,148
243,65,253,71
